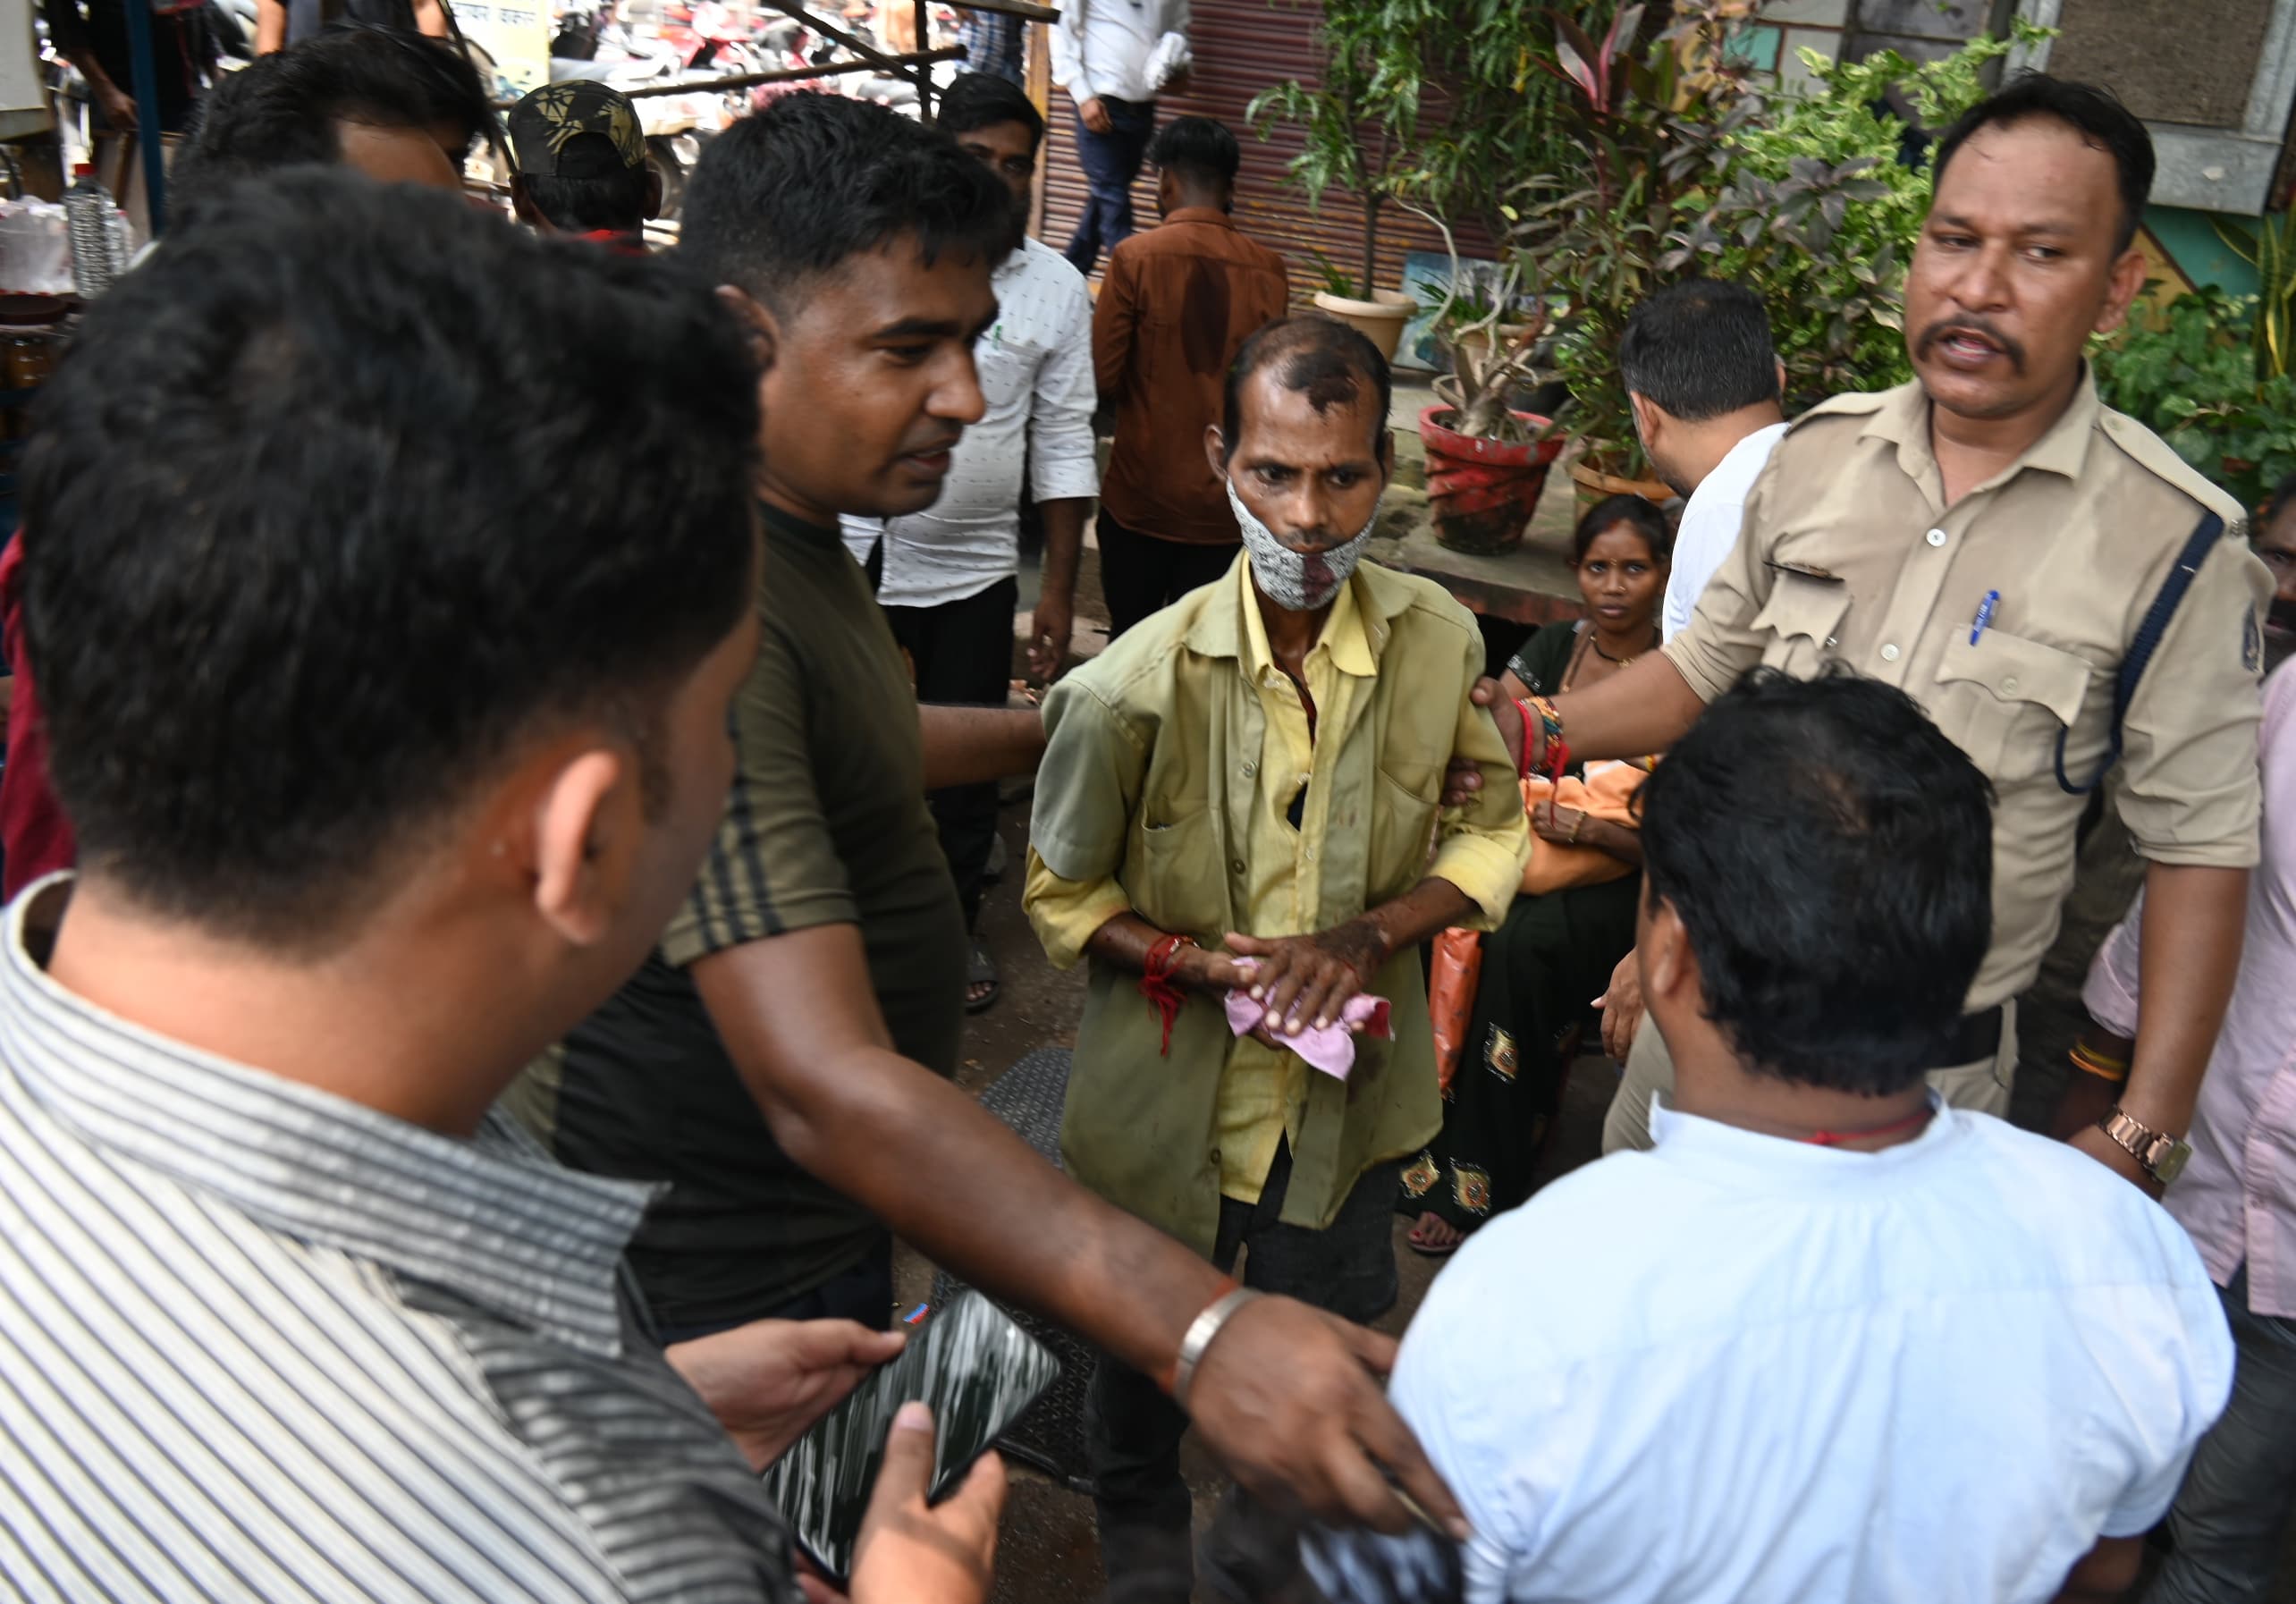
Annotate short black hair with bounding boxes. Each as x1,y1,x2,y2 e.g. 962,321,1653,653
1573,493,1671,565
1932,72,2153,255
1222,314,1393,461
21,173,759,947
679,90,1009,315
1636,670,1995,1094
175,25,498,207
936,71,1043,148
1146,115,1240,185
1618,280,1779,422
520,136,654,232
2266,470,2296,530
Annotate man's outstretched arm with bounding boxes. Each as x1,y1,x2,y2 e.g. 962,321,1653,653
2069,863,2246,1192
918,704,1044,789
1522,652,1708,771
692,924,1466,1539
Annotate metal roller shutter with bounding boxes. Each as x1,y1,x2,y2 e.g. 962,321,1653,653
1034,0,1497,300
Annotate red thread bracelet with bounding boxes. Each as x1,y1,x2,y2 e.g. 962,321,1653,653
1140,934,1196,1057
1513,698,1538,781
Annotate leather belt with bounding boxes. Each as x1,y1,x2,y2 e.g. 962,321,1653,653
1934,1005,2005,1069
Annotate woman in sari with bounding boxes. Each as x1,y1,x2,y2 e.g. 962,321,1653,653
1402,494,1670,1254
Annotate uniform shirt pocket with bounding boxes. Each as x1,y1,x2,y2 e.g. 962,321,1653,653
1370,764,1442,891
1931,629,2096,781
1750,574,1852,679
1132,807,1228,940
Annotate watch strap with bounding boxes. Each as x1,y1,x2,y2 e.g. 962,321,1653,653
2098,1107,2191,1184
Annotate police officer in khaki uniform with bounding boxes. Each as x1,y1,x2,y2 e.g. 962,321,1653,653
1518,74,2269,1195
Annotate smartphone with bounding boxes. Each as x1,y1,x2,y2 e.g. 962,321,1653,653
757,1289,1060,1586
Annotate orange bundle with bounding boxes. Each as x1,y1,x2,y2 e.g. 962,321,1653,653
1519,760,1647,896
1428,927,1483,1094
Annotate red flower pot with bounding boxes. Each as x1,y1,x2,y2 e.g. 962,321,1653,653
1420,406,1566,556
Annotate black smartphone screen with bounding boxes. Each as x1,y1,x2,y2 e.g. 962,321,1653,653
756,1290,1060,1585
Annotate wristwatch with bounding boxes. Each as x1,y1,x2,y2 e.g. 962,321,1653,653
2098,1107,2192,1186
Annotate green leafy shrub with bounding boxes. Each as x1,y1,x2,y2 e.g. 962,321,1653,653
2094,287,2296,513
1661,25,2039,410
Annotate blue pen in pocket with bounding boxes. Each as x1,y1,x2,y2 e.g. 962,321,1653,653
1970,589,2000,647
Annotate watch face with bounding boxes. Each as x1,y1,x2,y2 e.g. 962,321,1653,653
2153,1140,2192,1186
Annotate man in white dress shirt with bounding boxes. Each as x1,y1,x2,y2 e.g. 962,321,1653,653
1591,278,1786,1059
1618,279,1787,640
1293,671,2233,1604
1050,0,1188,274
844,72,1099,1010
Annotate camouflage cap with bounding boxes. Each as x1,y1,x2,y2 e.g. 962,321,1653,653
507,80,646,178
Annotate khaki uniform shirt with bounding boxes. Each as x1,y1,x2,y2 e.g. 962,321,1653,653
1665,371,2272,1013
1026,556,1530,1256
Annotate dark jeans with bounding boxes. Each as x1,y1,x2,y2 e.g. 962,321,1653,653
1065,96,1155,277
2147,1266,2296,1603
1088,1144,1401,1604
882,577,1017,930
1097,511,1237,638
653,1234,895,1345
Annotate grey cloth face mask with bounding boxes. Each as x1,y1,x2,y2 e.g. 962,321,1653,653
1227,478,1378,612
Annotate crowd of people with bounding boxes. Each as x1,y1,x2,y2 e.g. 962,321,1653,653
0,19,2290,1604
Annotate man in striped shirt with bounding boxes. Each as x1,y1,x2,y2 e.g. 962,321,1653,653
0,173,999,1602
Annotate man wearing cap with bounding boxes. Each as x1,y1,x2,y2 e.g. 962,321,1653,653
507,80,660,250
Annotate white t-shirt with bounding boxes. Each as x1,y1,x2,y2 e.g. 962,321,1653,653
1660,420,1786,639
1310,1100,2233,1604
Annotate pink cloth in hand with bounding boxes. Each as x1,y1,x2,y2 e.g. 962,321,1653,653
1222,959,1393,1081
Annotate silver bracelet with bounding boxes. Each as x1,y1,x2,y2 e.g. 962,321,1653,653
1172,1286,1264,1411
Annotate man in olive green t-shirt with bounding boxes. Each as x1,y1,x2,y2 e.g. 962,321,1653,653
549,499,972,1332
531,93,1474,1541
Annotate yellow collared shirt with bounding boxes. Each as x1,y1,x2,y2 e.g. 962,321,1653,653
1026,555,1530,1231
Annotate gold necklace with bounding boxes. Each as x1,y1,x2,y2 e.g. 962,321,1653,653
1589,626,1657,667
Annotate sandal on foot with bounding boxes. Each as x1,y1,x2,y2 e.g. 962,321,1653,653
965,939,1000,1015
1406,1213,1468,1258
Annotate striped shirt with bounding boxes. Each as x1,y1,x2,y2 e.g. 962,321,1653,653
0,879,800,1603
954,9,1025,84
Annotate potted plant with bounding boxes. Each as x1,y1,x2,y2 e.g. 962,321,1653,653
1305,252,1415,359
1408,207,1567,554
1507,3,1768,511
1248,0,1425,358
1659,23,2044,409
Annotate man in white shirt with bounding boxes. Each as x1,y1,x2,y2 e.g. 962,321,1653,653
1617,279,1787,640
844,72,1099,1011
1297,671,2233,1604
1590,278,1786,1059
1049,0,1188,274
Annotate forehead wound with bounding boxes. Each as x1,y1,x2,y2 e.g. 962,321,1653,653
1279,347,1362,414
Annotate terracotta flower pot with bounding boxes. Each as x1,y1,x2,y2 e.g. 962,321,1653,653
1567,458,1673,519
1420,405,1566,556
1313,288,1415,360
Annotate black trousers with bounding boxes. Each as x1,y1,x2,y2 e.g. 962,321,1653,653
1097,511,1240,638
881,577,1016,930
1088,1143,1401,1603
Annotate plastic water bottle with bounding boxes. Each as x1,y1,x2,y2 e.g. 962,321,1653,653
64,164,115,301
